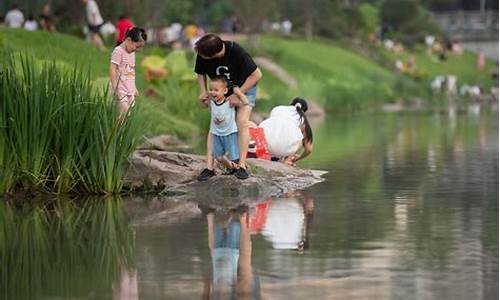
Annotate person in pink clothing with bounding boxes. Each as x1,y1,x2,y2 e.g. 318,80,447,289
109,27,147,114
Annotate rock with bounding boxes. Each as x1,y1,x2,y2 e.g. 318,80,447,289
124,150,326,206
138,135,191,152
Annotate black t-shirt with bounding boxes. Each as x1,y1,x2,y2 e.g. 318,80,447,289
194,41,258,88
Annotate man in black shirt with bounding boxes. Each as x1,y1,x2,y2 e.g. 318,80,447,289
195,34,262,180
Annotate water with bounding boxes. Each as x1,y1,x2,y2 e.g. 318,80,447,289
1,110,498,299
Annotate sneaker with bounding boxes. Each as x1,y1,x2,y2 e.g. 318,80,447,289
234,167,249,180
197,168,215,181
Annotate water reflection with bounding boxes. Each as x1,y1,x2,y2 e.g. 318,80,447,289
0,196,135,300
260,192,314,252
196,192,315,299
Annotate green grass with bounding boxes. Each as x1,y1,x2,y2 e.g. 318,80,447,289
255,36,427,112
1,28,494,140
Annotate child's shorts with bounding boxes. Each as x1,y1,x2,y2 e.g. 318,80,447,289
212,132,240,161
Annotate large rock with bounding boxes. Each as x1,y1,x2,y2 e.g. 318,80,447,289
124,150,326,206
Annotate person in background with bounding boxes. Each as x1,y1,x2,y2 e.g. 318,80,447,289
40,3,55,32
82,0,105,51
115,14,134,46
23,14,38,31
5,4,24,28
476,50,486,70
109,27,147,114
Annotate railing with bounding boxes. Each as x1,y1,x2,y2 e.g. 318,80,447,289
430,10,498,41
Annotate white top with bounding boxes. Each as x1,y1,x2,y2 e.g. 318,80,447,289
259,105,303,157
262,198,304,249
24,20,38,31
269,105,303,127
5,9,24,28
86,0,103,26
210,99,238,136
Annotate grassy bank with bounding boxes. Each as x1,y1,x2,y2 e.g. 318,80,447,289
1,28,495,140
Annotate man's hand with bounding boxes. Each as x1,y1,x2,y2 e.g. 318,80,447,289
199,91,209,108
228,93,241,108
233,86,244,96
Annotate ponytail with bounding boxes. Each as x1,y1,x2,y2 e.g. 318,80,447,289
291,97,313,144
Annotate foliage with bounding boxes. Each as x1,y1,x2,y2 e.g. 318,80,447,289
357,3,380,35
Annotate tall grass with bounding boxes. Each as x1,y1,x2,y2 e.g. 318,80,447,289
0,52,144,194
0,196,134,299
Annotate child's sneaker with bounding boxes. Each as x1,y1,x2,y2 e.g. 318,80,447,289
234,167,249,180
197,168,215,181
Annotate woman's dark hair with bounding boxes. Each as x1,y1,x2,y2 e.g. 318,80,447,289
125,27,147,43
195,34,224,58
291,97,313,143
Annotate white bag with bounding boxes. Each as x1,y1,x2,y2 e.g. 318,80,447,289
259,116,303,157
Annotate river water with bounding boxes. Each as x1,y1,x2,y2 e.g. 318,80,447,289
1,109,498,299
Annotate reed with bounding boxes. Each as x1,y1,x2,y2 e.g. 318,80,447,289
0,53,143,194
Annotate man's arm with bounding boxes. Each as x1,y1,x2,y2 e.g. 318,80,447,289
239,68,262,94
233,87,249,105
197,74,209,107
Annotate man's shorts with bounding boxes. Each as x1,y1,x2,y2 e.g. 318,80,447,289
212,132,239,161
245,85,257,107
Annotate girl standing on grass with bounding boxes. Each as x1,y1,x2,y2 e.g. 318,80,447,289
109,27,147,114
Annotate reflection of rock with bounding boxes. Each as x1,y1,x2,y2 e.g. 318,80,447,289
124,150,326,206
123,195,201,227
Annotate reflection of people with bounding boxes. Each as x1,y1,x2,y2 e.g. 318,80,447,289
259,97,313,166
200,205,261,299
261,193,314,252
112,268,138,300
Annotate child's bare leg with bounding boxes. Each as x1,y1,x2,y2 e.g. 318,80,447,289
206,133,214,170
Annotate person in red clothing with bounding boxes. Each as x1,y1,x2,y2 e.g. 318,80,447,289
115,14,134,46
